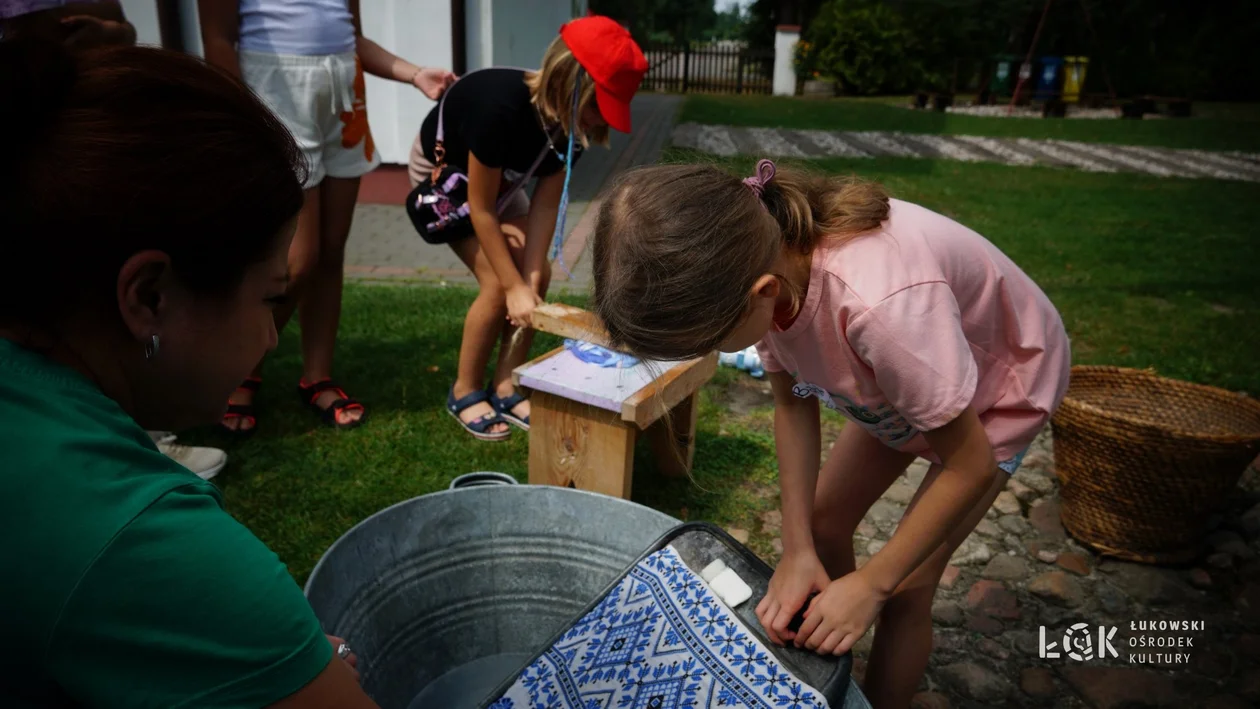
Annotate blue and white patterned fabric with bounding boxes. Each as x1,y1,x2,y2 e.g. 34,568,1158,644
489,545,830,709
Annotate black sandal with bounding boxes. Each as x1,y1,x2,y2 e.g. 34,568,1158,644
219,377,262,437
298,378,367,430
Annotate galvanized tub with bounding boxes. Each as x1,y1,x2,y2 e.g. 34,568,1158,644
305,479,874,709
304,481,678,708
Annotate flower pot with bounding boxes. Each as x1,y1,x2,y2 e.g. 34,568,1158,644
803,79,837,98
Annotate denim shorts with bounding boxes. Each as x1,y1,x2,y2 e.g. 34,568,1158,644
997,448,1030,475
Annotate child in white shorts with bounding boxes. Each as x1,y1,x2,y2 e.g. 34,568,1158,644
200,0,455,433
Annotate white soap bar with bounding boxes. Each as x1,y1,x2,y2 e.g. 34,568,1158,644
700,559,728,584
710,568,753,608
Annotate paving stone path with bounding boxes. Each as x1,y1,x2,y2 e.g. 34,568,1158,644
720,378,1260,709
672,122,1260,183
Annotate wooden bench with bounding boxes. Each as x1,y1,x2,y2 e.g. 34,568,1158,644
514,303,718,499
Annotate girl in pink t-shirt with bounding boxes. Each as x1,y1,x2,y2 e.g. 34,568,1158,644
591,159,1069,708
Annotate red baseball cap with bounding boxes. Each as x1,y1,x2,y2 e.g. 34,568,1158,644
559,15,648,134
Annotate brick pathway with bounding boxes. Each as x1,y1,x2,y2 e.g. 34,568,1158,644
344,93,683,291
671,122,1260,183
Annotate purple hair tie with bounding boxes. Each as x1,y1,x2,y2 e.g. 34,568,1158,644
743,158,777,202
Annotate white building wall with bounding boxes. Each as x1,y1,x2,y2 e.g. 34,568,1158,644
360,0,454,164
118,0,161,46
467,0,585,72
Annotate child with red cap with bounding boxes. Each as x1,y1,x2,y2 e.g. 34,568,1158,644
408,15,647,440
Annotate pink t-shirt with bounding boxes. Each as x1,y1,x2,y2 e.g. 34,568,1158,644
756,199,1070,463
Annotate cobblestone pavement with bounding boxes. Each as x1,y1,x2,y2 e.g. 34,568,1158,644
671,122,1260,183
720,378,1260,709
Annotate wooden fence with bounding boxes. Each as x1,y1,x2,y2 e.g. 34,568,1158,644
642,42,775,95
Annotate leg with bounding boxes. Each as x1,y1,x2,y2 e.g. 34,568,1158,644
862,464,1006,709
529,391,636,498
449,237,510,434
223,185,321,432
491,217,548,422
646,392,700,477
812,424,919,580
298,175,362,425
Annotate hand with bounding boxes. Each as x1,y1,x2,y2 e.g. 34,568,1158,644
756,549,831,646
794,569,889,655
61,15,133,49
326,635,360,683
412,67,457,100
506,284,542,329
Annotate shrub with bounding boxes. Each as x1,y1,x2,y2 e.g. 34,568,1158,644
806,0,935,95
793,40,819,79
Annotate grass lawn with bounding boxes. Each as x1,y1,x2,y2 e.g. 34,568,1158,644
677,94,1260,152
196,157,1259,584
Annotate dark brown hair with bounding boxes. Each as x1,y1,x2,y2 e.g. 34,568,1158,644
592,162,890,361
0,39,306,327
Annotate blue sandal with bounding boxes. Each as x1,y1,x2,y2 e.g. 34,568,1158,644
447,387,511,441
490,390,530,431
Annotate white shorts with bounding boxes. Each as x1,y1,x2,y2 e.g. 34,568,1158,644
241,50,380,189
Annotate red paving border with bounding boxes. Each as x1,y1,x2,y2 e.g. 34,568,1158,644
358,165,412,206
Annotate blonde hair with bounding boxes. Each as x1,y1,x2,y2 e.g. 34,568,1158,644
592,162,890,361
525,35,609,148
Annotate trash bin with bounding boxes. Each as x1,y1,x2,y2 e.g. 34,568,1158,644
990,53,1017,97
1035,56,1064,100
1062,56,1089,103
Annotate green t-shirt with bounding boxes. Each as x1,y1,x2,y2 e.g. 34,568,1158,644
0,338,332,708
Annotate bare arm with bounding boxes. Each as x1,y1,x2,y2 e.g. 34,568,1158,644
860,406,996,595
770,371,822,556
522,171,565,291
198,0,241,79
467,154,526,292
356,34,422,84
754,371,831,646
265,657,379,709
348,0,455,98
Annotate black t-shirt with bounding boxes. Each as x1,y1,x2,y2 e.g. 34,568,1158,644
419,67,582,183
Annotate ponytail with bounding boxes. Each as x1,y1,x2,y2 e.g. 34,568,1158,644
758,167,891,255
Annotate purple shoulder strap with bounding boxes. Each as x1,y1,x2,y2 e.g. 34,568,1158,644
434,66,558,213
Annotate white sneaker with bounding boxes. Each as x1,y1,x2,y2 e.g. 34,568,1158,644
150,432,228,481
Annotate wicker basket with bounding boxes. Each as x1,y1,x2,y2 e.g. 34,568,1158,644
1050,366,1260,564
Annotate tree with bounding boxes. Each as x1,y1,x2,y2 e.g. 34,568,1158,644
589,0,720,45
707,3,750,41
743,0,826,50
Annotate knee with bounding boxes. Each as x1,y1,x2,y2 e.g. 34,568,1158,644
812,504,861,548
880,582,937,626
477,278,507,310
287,250,320,295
